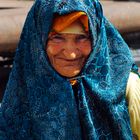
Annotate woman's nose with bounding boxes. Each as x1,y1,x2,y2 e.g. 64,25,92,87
63,41,80,59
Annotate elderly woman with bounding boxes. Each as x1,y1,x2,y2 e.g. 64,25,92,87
0,0,140,139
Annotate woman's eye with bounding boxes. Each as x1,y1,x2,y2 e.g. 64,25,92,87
76,35,90,42
49,35,65,43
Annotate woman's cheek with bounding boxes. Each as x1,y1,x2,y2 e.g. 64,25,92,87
80,44,92,56
47,45,62,55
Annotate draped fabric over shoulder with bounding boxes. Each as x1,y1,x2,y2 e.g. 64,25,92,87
0,0,134,139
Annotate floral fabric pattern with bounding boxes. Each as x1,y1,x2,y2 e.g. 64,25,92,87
0,0,134,139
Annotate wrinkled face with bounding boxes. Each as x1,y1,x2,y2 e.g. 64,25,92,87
46,33,91,77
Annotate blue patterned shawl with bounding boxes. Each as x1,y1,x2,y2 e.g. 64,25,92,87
0,0,134,139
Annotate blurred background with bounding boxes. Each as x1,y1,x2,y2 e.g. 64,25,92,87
0,0,140,101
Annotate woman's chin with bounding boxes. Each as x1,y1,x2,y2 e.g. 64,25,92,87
56,68,81,78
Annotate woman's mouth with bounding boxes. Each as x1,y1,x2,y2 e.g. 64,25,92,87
55,57,83,66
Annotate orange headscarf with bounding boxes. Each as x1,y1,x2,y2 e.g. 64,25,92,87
51,11,89,34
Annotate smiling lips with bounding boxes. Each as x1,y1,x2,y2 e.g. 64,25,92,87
55,57,83,66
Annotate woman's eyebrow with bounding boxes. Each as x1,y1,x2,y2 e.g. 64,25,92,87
49,33,63,38
54,33,63,36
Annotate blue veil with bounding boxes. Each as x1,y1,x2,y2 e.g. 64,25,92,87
0,0,134,139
